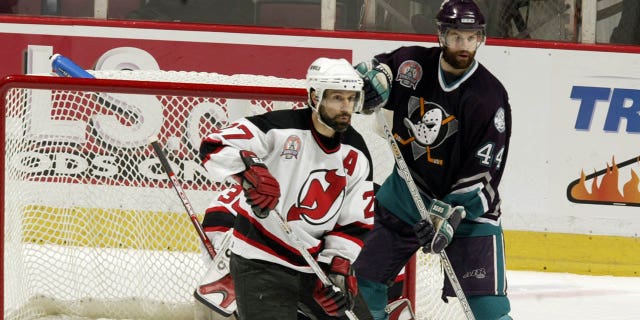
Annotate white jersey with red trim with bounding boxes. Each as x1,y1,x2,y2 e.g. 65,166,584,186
199,107,375,273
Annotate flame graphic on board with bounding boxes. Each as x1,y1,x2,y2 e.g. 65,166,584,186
567,156,640,206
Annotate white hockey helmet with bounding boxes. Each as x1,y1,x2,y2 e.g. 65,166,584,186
306,57,364,113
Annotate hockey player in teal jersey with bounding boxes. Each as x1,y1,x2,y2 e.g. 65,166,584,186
352,1,512,319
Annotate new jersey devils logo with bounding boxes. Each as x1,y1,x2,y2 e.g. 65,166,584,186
287,169,347,225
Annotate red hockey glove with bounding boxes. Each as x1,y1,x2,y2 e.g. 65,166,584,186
239,150,280,218
313,256,357,317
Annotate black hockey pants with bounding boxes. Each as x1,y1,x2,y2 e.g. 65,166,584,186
230,253,372,320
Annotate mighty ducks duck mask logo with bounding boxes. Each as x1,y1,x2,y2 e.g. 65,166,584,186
400,96,458,162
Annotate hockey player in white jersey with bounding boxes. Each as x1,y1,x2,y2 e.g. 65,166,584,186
197,57,375,320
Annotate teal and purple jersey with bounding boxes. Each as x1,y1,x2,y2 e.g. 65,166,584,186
374,46,512,226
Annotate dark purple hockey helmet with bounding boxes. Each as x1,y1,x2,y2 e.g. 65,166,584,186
436,0,486,48
436,0,486,30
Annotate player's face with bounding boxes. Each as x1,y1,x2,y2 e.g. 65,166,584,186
441,29,483,69
319,89,358,132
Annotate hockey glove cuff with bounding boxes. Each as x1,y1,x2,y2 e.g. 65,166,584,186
354,61,392,114
239,150,280,218
327,256,358,298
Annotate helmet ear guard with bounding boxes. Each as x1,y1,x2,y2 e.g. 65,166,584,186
306,58,365,113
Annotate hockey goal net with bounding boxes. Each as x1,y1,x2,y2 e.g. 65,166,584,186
1,71,464,320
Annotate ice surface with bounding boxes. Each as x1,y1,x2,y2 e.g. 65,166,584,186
508,270,640,320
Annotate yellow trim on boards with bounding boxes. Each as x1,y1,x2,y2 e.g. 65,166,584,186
504,230,639,277
21,205,201,253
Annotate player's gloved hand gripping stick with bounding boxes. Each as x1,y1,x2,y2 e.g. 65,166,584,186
312,256,358,317
413,200,465,254
374,108,476,320
239,150,280,218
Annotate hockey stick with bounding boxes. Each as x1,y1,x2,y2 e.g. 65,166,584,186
267,209,359,320
149,136,239,317
148,136,216,259
50,53,140,124
374,109,475,320
52,54,217,258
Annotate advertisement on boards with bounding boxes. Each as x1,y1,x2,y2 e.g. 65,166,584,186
0,18,638,238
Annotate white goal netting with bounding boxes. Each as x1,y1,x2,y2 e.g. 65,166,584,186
2,70,463,320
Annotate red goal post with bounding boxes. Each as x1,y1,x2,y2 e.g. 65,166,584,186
1,72,462,320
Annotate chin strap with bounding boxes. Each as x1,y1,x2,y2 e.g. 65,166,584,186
310,104,337,134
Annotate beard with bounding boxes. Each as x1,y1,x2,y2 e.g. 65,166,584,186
319,105,351,133
442,47,476,70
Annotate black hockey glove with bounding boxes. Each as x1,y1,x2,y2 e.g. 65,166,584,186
354,61,393,114
413,199,465,254
413,218,436,248
239,150,280,218
313,256,357,317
